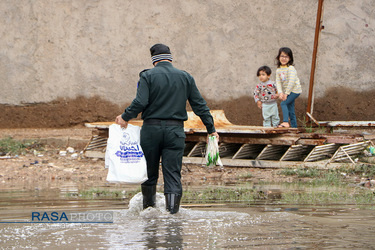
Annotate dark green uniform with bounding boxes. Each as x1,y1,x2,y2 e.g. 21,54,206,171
122,61,215,195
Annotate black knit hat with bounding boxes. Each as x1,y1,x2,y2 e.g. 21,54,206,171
150,43,173,64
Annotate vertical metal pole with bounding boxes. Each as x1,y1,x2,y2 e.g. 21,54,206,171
306,0,324,120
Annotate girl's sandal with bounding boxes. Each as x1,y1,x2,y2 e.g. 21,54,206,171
277,123,290,128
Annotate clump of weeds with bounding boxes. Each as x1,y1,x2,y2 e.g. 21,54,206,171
0,137,43,156
67,187,141,199
338,164,375,179
182,187,263,203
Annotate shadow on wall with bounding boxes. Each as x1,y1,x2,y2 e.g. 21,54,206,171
0,87,374,128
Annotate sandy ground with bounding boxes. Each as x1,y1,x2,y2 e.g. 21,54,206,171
2,127,374,191
0,128,297,189
0,151,291,188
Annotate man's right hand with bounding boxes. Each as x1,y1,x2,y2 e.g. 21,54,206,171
115,115,128,129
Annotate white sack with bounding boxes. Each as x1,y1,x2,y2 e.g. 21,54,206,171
105,124,148,184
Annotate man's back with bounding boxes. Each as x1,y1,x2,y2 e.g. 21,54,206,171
139,61,192,121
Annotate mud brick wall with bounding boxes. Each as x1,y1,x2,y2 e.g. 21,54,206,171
0,1,374,127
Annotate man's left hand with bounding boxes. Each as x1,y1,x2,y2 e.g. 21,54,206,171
207,132,219,143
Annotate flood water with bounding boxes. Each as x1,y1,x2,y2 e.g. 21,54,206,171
0,183,375,249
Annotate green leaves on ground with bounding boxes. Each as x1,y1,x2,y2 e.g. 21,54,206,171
0,137,42,156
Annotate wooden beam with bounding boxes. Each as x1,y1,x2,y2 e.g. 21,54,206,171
306,0,324,119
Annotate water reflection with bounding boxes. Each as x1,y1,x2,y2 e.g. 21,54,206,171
142,218,183,249
0,186,375,249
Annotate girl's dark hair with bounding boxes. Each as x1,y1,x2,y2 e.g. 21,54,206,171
257,65,272,76
275,47,294,67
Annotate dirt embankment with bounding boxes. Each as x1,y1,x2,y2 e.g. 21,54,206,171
0,96,122,129
0,87,374,129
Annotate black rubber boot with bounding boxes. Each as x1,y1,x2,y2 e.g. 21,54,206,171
165,193,181,214
141,185,156,209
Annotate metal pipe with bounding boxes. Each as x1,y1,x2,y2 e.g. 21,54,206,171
306,0,325,120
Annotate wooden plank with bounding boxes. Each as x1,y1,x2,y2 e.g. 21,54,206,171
297,133,364,144
84,151,105,158
182,157,348,169
296,138,326,145
325,136,364,144
319,121,375,127
186,134,300,145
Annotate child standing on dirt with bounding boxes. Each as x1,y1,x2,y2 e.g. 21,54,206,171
253,65,280,127
275,47,302,128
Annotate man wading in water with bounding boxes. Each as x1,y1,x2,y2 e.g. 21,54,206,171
116,43,218,214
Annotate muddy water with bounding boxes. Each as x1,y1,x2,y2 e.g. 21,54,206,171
0,185,375,249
